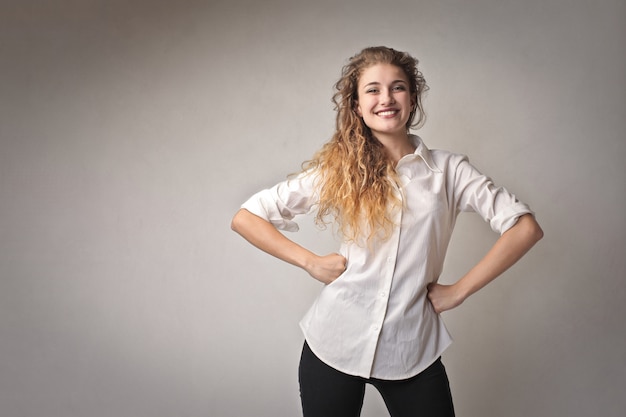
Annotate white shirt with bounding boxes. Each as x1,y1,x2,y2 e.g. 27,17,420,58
241,135,533,380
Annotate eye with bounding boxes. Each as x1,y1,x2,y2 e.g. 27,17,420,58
366,88,379,94
392,85,407,91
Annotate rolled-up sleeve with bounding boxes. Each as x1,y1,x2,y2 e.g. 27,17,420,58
452,156,533,235
240,171,319,232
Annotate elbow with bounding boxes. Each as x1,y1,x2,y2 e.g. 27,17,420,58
533,222,544,243
507,214,543,245
230,209,246,234
535,222,543,242
523,214,544,244
529,223,544,245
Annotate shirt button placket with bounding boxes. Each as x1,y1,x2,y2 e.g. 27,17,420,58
377,253,395,327
372,258,394,334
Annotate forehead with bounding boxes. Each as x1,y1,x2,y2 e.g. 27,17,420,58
358,63,409,86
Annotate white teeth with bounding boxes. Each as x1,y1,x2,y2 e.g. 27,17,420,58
377,110,397,116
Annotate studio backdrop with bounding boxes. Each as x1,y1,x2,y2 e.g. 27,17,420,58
1,1,624,416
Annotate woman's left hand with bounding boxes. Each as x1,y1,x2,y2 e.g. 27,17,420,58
427,283,465,314
426,214,543,314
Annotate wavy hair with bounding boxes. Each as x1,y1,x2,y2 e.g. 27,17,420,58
302,46,428,244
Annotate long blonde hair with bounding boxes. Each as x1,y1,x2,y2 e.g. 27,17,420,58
303,46,428,243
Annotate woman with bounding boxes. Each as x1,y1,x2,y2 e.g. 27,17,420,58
231,46,543,417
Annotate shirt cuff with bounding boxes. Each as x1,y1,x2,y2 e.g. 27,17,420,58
490,202,534,235
240,189,301,232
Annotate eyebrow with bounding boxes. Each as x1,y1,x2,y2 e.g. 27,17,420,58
362,80,408,88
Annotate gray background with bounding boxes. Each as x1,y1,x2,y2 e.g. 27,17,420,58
1,0,624,416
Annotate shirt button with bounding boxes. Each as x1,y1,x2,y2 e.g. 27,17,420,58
379,292,386,298
373,325,379,331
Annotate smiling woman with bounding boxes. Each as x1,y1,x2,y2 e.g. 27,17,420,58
231,46,543,417
356,64,415,151
304,48,430,245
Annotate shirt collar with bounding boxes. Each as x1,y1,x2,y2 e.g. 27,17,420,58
409,135,442,173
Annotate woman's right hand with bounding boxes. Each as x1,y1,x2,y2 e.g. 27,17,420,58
305,253,347,285
232,209,347,285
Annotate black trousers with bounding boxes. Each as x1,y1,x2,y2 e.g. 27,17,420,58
298,342,455,417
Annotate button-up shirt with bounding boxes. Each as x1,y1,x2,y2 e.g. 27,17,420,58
241,135,533,380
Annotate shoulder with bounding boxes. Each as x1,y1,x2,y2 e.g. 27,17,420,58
412,135,479,176
429,148,466,161
428,148,471,174
412,135,467,168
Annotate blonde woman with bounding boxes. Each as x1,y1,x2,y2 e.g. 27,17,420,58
231,46,543,417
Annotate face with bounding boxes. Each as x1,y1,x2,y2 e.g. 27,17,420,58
355,63,415,140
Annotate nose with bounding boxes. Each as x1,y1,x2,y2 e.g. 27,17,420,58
380,88,396,105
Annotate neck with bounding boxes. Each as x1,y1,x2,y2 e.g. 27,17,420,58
375,131,415,164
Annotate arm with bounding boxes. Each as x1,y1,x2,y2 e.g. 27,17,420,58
231,208,346,284
427,213,543,313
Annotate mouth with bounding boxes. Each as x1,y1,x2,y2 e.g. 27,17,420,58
375,109,399,117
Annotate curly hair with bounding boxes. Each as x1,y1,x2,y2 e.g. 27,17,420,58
302,46,429,244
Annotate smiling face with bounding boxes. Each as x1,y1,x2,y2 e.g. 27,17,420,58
355,63,415,141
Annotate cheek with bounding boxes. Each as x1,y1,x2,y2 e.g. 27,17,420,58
356,97,375,116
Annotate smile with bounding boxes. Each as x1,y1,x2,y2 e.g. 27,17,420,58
376,110,399,117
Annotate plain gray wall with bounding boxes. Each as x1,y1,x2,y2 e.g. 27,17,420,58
1,0,624,416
